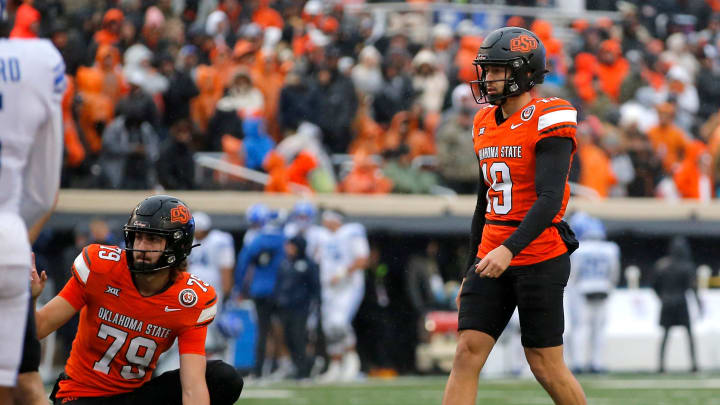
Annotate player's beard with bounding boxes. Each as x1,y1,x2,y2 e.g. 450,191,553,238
133,252,160,271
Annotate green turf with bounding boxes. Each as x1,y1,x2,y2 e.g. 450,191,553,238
236,374,720,405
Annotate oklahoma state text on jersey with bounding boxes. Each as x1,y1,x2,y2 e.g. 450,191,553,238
472,97,577,266
56,244,217,398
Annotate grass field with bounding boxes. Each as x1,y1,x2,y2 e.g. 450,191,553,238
237,374,720,405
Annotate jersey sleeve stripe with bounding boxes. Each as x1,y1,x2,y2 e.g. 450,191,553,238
196,320,213,328
538,124,577,136
538,109,577,131
73,253,91,284
205,295,217,306
542,104,574,112
82,247,92,268
197,302,218,324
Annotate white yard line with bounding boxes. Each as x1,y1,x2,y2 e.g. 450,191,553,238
585,379,720,390
241,389,294,398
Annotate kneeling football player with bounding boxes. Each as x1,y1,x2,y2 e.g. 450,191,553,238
31,195,243,405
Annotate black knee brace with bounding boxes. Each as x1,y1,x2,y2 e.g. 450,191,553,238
206,360,243,405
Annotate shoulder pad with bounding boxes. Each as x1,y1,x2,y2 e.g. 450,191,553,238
535,98,577,133
340,223,367,237
178,273,218,326
71,244,122,285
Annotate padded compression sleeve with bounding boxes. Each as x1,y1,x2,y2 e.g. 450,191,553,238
465,166,489,274
501,137,573,256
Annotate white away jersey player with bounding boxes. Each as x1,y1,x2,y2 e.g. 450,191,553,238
0,38,64,387
189,230,235,303
569,240,621,296
317,223,369,291
318,223,369,333
0,38,64,226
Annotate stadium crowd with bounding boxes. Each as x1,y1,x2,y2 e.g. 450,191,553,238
9,0,720,199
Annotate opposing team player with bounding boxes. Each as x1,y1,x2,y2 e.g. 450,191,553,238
31,195,243,405
442,27,587,405
316,210,369,382
566,212,620,373
243,203,271,246
284,200,325,261
0,1,64,402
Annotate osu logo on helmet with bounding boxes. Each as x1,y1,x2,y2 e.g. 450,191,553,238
509,35,538,52
170,205,190,223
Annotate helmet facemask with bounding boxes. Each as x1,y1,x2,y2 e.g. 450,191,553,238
124,228,190,273
470,58,534,106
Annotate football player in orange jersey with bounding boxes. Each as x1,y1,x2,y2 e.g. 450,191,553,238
442,27,587,405
29,195,243,405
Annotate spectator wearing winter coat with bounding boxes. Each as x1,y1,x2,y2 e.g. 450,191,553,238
382,145,438,194
157,119,196,190
221,68,265,118
351,46,384,97
411,49,448,114
646,102,689,172
312,61,358,154
274,236,320,379
597,39,629,103
159,53,199,128
278,70,318,134
373,59,415,125
242,118,274,171
100,107,160,189
436,85,479,194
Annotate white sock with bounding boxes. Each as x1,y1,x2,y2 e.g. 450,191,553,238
341,351,361,381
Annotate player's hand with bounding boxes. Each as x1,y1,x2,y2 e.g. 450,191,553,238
330,267,349,286
475,245,513,278
455,278,464,310
330,273,344,286
30,253,48,300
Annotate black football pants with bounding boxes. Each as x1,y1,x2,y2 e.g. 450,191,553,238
51,360,243,405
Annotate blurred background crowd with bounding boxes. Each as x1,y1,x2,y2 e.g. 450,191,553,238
9,0,720,199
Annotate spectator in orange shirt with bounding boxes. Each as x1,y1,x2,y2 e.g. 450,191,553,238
571,53,598,105
674,140,713,201
646,103,689,172
190,64,222,135
531,19,566,86
75,44,126,155
577,120,617,198
455,35,484,84
252,0,284,29
9,1,40,38
597,39,629,102
339,151,393,194
252,50,286,140
61,76,85,170
287,150,318,189
264,150,291,193
93,8,123,47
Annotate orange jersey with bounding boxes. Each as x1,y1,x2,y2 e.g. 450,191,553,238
56,244,217,399
472,97,577,265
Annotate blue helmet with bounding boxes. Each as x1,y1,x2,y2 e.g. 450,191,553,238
216,310,244,338
245,203,270,227
569,212,606,241
291,200,317,221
